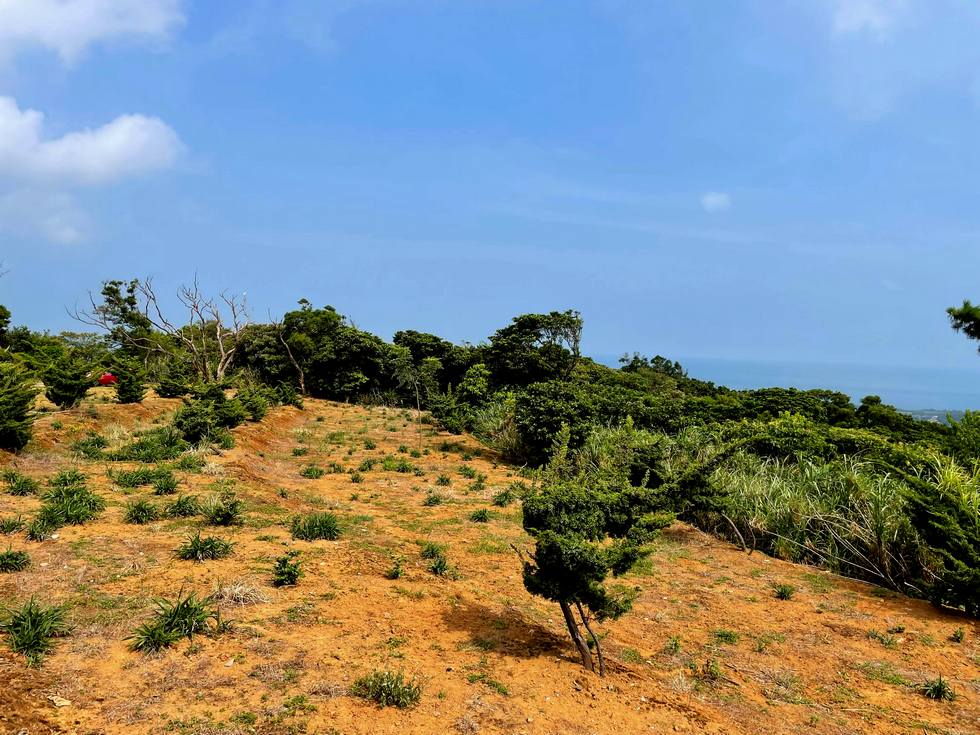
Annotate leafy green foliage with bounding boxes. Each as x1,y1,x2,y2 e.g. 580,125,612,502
124,499,161,525
165,495,200,518
3,470,39,496
128,592,220,653
920,675,955,701
109,426,189,462
272,550,302,586
0,362,38,450
200,491,245,526
42,349,92,409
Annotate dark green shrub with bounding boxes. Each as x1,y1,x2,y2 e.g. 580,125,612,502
422,491,443,506
291,512,340,541
42,350,92,409
419,541,445,559
350,670,422,708
237,385,270,421
124,499,161,525
435,474,451,487
0,548,30,572
0,363,39,450
358,458,378,472
469,508,490,523
36,478,105,528
272,550,302,586
155,363,191,398
1,598,70,666
175,533,234,561
3,470,39,496
492,488,515,506
112,355,147,404
773,584,796,600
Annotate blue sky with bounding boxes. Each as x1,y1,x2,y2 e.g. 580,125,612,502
2,0,980,370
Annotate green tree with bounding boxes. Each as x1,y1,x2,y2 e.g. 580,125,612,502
519,424,674,674
42,349,92,409
0,361,38,450
112,354,148,404
486,310,583,387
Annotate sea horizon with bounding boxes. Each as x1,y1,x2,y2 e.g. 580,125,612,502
592,354,980,414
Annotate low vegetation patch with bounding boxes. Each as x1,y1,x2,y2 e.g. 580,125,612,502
128,592,222,653
0,548,30,572
291,512,341,541
350,670,422,708
175,533,234,561
1,598,70,666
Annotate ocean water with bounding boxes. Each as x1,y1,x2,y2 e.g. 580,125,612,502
595,355,980,412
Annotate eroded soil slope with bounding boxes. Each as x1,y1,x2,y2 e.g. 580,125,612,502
1,392,977,735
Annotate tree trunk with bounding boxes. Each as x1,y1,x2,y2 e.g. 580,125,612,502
559,599,594,672
576,601,605,677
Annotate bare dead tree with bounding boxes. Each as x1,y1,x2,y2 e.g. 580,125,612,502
72,277,249,383
270,313,306,395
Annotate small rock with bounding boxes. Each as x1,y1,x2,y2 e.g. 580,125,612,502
224,658,235,667
48,695,71,708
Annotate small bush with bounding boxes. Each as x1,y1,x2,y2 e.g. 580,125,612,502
42,350,92,409
358,458,378,472
920,675,955,701
200,492,245,526
37,481,105,527
364,439,377,450
272,550,302,586
128,592,219,653
124,499,161,525
663,635,681,655
435,474,451,487
166,495,200,518
0,363,39,451
1,598,70,666
419,541,445,560
25,518,56,542
350,670,422,708
950,627,965,643
175,533,234,561
300,464,325,479
491,488,515,506
468,508,490,523
291,447,309,457
773,584,796,600
291,512,341,541
713,629,739,645
3,470,39,496
428,555,451,576
0,548,30,572
385,558,404,580
459,465,477,479
350,472,363,484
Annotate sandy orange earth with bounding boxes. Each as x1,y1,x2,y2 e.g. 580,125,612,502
1,391,977,735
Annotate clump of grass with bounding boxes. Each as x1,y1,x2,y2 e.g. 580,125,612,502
109,426,188,462
200,492,245,526
0,548,30,573
467,475,487,493
48,469,87,488
300,464,325,479
175,533,234,561
291,512,341,541
1,598,70,666
950,627,965,643
920,675,955,701
291,447,309,457
466,672,509,695
110,467,159,488
435,474,451,487
385,558,404,580
350,472,363,484
350,670,422,708
3,470,39,496
166,495,200,518
35,478,105,529
173,453,207,472
364,439,376,450
458,465,477,479
423,491,444,507
272,551,302,587
0,516,25,535
128,592,219,653
25,518,56,542
713,629,739,645
468,508,490,523
773,583,796,600
358,458,378,472
867,629,898,648
214,580,270,607
71,434,108,459
491,488,515,506
663,635,681,655
381,456,415,473
124,498,161,525
153,472,179,495
419,541,445,559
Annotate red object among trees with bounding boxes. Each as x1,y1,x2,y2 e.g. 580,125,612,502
98,373,118,386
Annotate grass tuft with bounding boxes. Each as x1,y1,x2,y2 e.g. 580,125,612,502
350,670,422,708
291,512,341,541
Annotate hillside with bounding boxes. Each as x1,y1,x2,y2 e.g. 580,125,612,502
1,390,978,735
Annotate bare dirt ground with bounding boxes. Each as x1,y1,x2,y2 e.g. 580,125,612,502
1,391,977,735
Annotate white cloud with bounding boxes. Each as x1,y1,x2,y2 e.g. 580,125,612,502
0,96,183,243
0,96,183,185
700,191,732,213
0,0,184,63
832,0,908,40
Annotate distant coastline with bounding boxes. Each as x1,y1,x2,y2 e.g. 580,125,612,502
593,354,980,415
